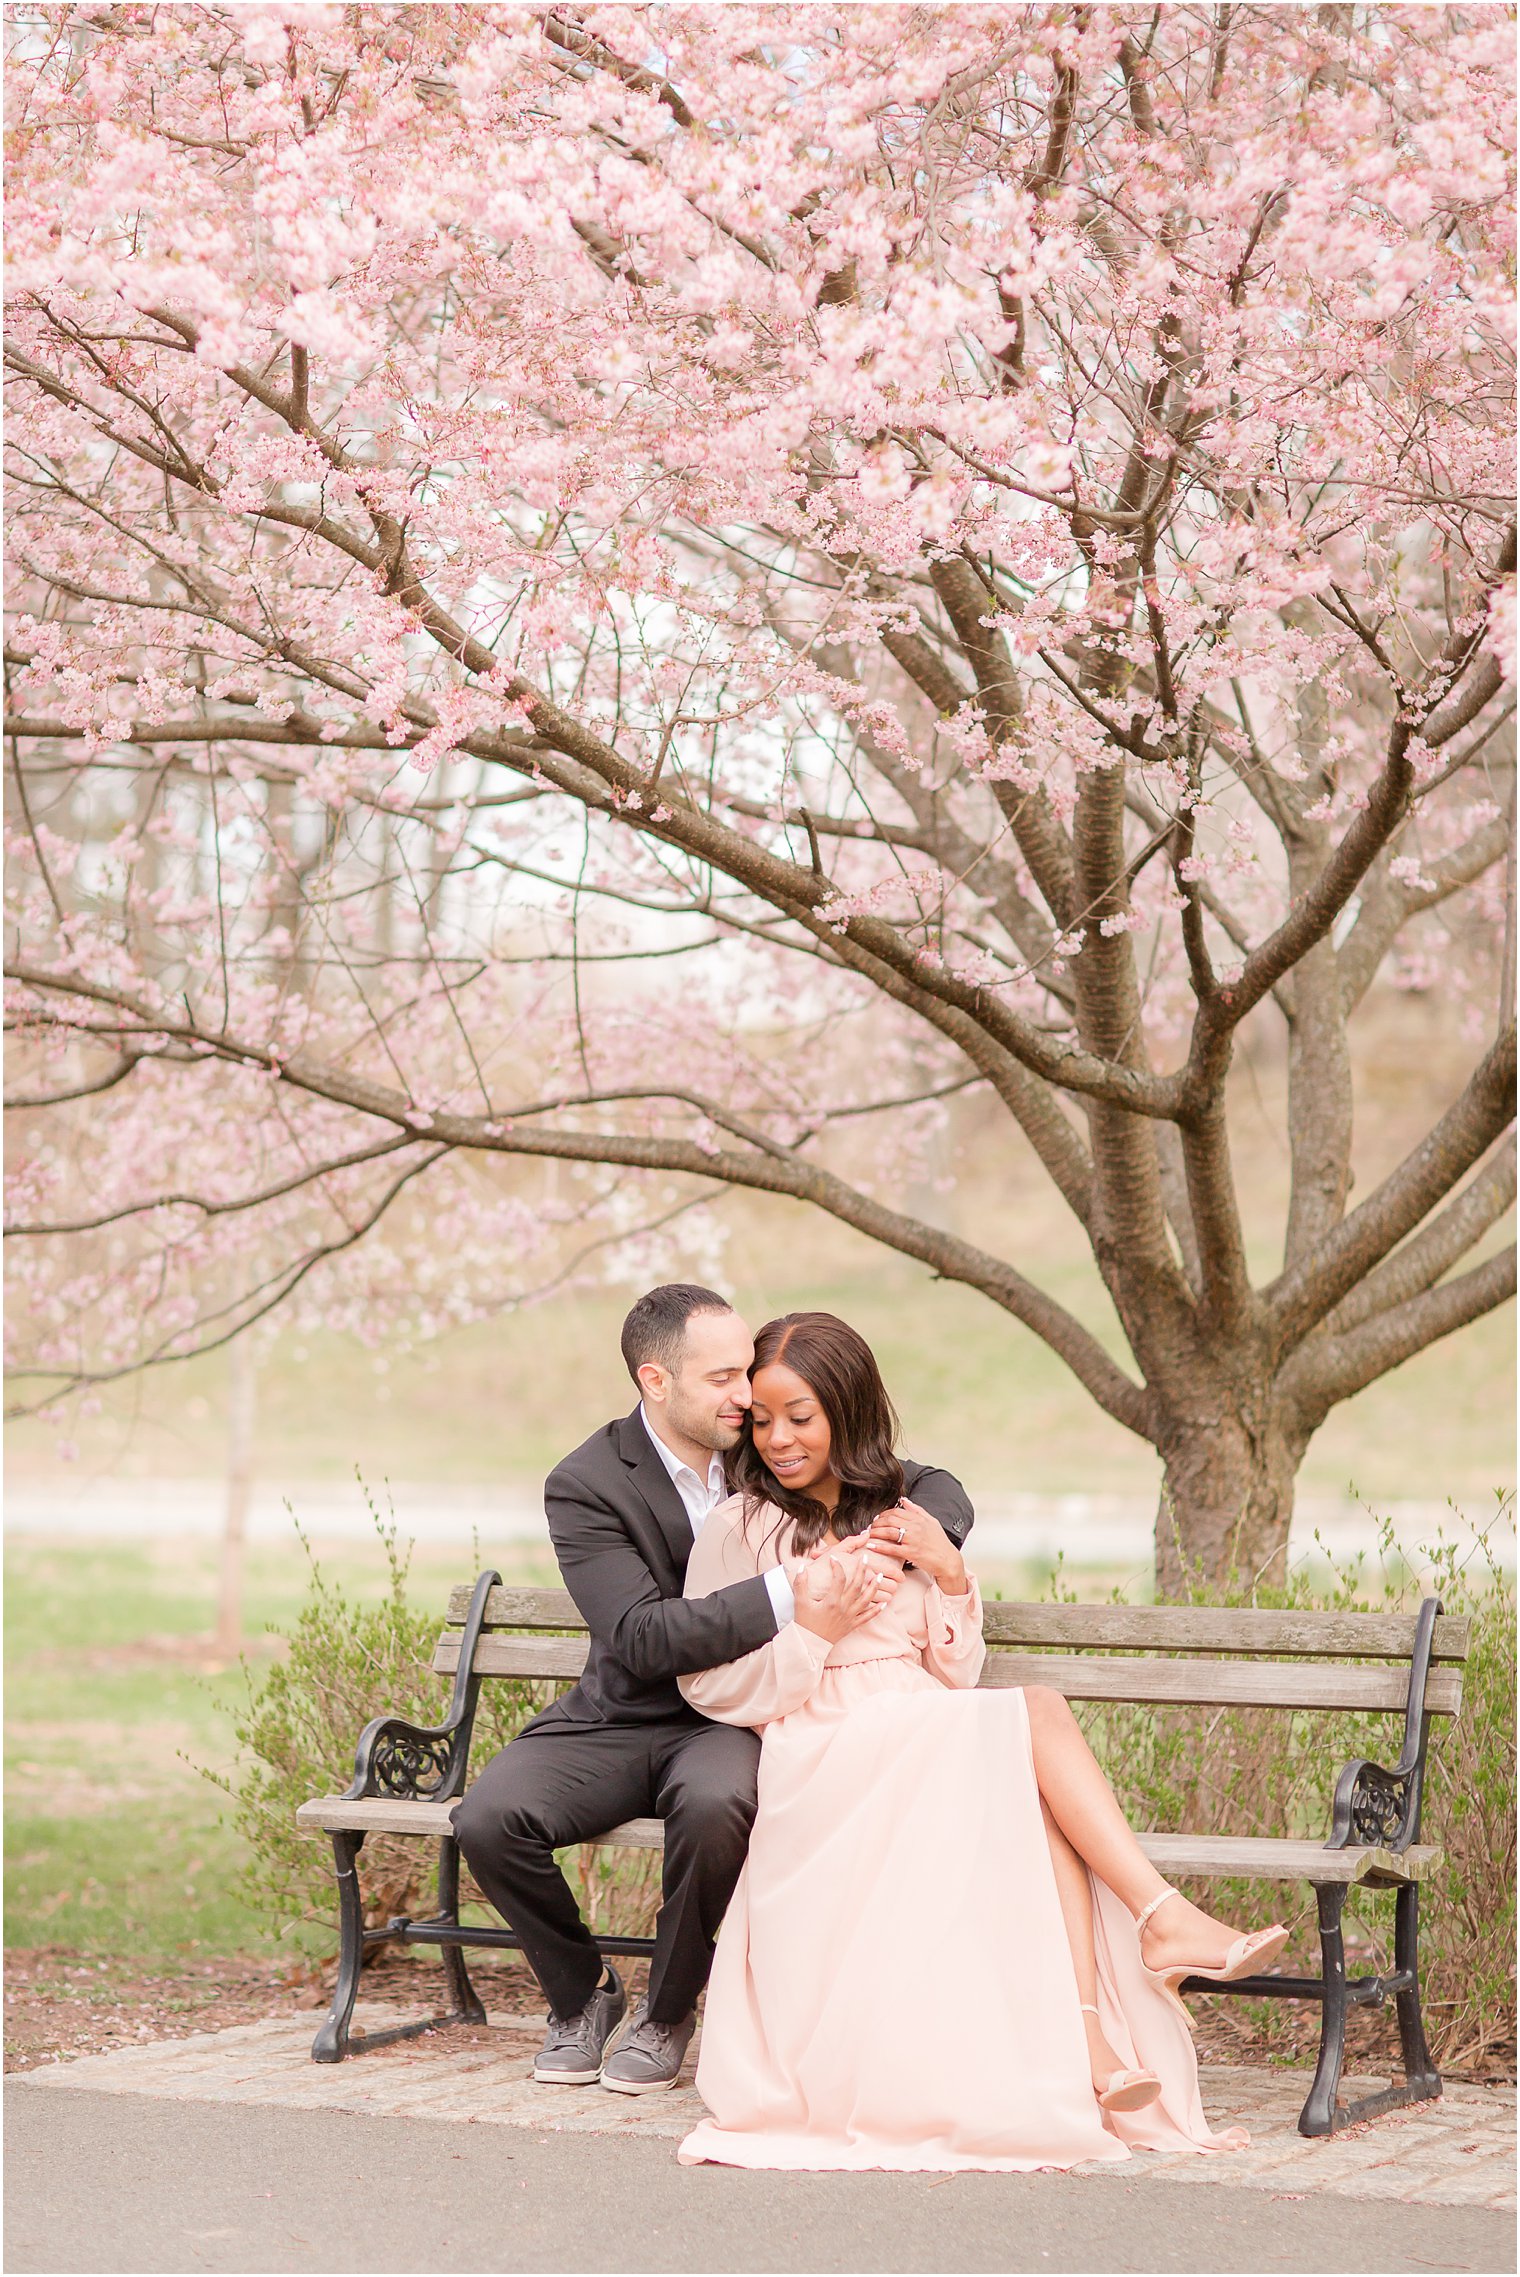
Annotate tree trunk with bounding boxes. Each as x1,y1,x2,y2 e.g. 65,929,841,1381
215,1339,257,1656
1153,1395,1305,1600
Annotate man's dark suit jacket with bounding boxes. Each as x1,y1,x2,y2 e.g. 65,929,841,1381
538,1407,975,1728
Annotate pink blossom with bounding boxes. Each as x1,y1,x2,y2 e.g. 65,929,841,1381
1,1,1511,1418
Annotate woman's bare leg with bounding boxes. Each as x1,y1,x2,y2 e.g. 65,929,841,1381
1025,1687,1280,1972
1041,1798,1130,2091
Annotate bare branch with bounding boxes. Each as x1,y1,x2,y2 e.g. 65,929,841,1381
1291,1243,1517,1417
4,1051,143,1110
3,962,1149,1433
3,1144,449,1413
1338,811,1511,1013
1322,1136,1516,1334
1265,1027,1517,1351
4,1132,422,1237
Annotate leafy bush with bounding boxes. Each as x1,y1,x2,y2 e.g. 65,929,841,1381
213,1496,664,1947
209,1504,544,1941
1053,1499,1516,2078
1416,1517,1517,2073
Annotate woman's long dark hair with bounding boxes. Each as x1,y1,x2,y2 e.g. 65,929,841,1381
727,1312,904,1553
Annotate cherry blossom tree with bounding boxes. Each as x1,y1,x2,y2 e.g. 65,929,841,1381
5,2,1515,1587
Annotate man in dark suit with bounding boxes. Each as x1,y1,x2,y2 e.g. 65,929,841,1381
452,1284,973,2094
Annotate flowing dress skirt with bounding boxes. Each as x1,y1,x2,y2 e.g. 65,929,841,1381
679,1657,1247,2173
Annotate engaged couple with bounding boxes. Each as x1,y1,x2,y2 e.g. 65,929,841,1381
453,1284,1287,2173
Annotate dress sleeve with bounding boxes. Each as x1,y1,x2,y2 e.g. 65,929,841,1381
677,1499,833,1727
920,1572,987,1690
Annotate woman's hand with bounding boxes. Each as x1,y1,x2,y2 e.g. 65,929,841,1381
793,1541,897,1643
865,1499,968,1595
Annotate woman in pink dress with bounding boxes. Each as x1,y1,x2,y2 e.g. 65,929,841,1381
676,1312,1287,2174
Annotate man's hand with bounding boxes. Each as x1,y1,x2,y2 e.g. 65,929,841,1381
793,1539,897,1643
865,1499,968,1595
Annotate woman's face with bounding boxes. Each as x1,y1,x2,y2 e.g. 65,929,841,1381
748,1361,833,1497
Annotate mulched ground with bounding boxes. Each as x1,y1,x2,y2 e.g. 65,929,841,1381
3,1948,545,2074
6,1946,1509,2085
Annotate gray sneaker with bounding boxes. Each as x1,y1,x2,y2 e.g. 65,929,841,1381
599,1999,695,2094
533,1964,628,2085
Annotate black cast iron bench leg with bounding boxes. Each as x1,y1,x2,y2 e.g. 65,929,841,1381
312,1830,367,2063
1299,1879,1443,2135
437,1834,487,2028
1394,1881,1441,2105
1301,1882,1348,2135
311,1829,490,2062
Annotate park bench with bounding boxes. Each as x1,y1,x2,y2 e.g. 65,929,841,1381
296,1572,1469,2136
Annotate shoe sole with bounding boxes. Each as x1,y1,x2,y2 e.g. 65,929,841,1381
1150,1926,1291,2023
599,2069,684,2095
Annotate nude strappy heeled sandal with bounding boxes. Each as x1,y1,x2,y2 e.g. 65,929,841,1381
1134,1886,1290,2022
1078,2004,1162,2112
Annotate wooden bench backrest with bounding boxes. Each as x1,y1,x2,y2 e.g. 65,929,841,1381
432,1585,1469,1718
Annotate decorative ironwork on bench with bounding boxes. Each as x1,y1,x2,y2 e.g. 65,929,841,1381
1341,1763,1416,1849
364,1719,458,1799
1326,1593,1441,1857
341,1568,501,1808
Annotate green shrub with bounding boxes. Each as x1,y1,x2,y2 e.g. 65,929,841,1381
1055,1498,1516,2077
209,1504,544,1942
1418,1517,1517,2073
212,1495,664,1948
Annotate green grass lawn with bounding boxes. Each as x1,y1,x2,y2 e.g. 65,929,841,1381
3,1534,569,1961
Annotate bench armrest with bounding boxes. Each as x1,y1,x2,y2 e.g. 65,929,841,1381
1326,1594,1441,1856
1327,1754,1421,1854
339,1568,501,1807
344,1711,470,1803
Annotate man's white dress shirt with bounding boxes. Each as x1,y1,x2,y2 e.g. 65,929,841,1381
639,1404,795,1626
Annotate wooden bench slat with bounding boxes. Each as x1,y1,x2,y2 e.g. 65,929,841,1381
446,1584,582,1630
974,1654,1462,1714
444,1585,1470,1664
297,1796,462,1837
294,1798,1438,1886
1139,1834,1440,1887
978,1605,1470,1662
433,1634,1461,1714
434,1635,588,1680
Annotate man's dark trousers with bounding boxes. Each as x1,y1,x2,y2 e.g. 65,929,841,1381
453,1409,973,2027
455,1709,760,2025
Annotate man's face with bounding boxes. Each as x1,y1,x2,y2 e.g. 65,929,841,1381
642,1308,754,1453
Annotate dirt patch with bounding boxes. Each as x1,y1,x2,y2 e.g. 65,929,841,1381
6,1949,314,2072
3,1948,573,2074
1187,1988,1513,2086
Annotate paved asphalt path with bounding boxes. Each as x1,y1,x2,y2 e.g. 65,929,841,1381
6,2085,1514,2275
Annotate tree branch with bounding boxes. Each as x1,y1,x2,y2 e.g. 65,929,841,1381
1321,1136,1516,1335
1289,1243,1516,1417
4,1051,143,1111
1337,812,1512,1014
3,963,1150,1433
1265,1028,1517,1350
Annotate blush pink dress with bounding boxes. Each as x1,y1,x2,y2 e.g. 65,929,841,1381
675,1495,1248,2174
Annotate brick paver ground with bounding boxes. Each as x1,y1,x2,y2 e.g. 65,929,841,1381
22,2001,1514,2213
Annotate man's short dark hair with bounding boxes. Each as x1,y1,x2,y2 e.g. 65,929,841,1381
620,1284,734,1386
